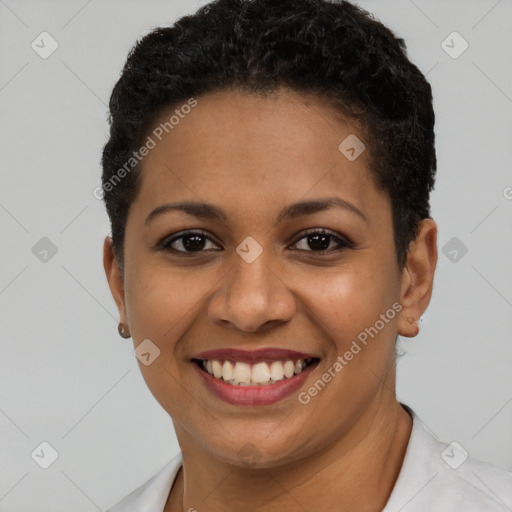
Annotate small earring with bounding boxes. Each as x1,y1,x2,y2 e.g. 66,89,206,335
118,323,131,339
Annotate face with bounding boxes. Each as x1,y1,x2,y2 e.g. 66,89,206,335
104,87,437,467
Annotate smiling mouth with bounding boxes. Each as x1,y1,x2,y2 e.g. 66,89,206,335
191,357,320,386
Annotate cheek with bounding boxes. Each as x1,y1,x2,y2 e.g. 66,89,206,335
297,269,399,415
124,259,213,342
304,263,398,343
123,264,204,413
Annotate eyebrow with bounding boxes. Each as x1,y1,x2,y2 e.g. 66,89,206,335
144,196,368,225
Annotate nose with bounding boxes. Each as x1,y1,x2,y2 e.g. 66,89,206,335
207,249,296,333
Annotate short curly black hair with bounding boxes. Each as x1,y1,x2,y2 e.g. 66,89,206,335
101,0,436,273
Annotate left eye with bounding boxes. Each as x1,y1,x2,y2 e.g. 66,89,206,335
290,229,352,252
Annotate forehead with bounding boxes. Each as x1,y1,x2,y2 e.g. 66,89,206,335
130,88,390,225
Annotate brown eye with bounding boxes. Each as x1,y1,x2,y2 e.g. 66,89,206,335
162,230,220,254
291,229,352,253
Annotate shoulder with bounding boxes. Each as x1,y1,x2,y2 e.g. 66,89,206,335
106,452,182,512
383,406,512,512
431,452,512,511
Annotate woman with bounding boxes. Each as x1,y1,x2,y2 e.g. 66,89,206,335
101,0,512,510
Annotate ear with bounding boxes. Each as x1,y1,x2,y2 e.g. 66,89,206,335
397,219,438,338
103,236,128,326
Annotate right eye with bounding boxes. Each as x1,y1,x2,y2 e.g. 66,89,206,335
161,230,222,255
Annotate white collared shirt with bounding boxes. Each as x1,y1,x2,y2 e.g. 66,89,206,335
107,408,512,511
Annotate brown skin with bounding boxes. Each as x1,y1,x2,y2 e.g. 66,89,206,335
104,87,437,511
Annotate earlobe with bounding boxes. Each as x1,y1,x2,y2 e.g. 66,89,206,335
103,236,128,326
397,219,438,338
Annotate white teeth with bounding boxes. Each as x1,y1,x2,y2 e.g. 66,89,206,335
283,360,295,378
269,361,284,381
222,360,234,381
212,360,223,378
232,362,251,383
251,362,271,383
199,358,314,386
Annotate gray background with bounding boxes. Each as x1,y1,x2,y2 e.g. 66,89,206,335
1,0,511,510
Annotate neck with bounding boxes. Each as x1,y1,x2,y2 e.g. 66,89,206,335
166,398,412,512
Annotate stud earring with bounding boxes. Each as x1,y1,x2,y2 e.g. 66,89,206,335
118,323,131,339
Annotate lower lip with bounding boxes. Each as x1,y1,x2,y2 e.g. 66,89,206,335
192,361,319,406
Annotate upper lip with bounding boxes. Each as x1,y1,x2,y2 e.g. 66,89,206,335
191,348,319,363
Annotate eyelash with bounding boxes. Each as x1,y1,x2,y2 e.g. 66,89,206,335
160,228,353,256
